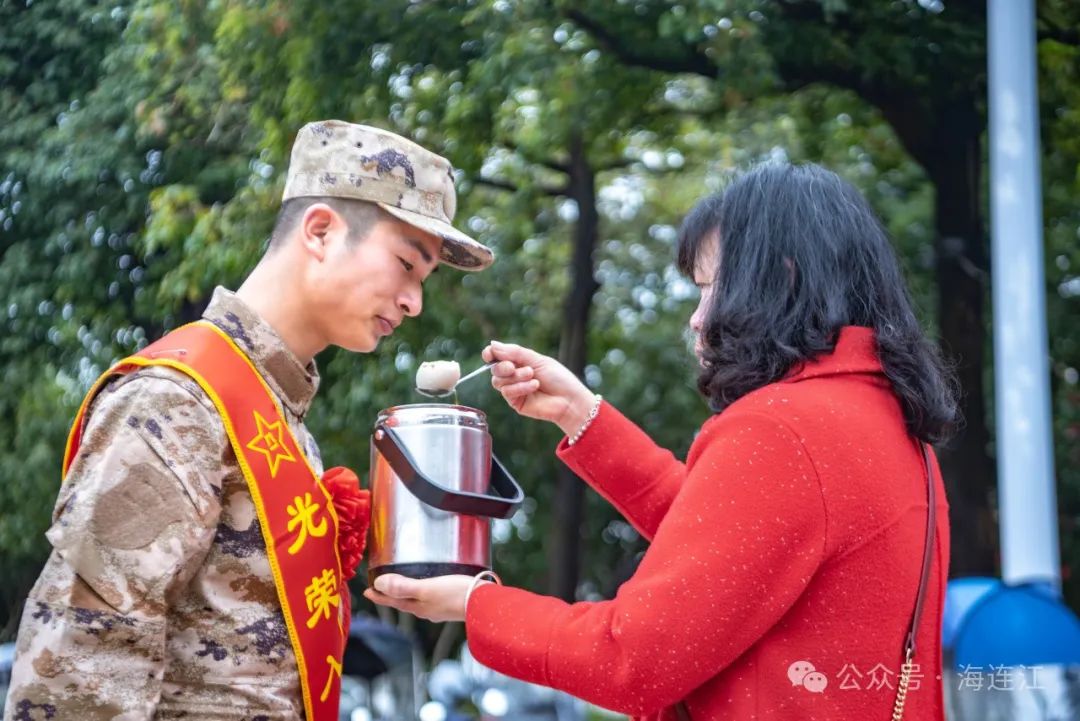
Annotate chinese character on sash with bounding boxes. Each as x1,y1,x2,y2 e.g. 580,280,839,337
320,655,343,702
287,492,328,554
305,568,340,629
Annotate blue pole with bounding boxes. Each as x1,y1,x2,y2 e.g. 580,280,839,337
987,0,1060,590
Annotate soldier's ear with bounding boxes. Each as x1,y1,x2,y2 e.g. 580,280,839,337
298,204,341,260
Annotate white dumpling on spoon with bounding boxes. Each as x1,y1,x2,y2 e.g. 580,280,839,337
416,360,461,396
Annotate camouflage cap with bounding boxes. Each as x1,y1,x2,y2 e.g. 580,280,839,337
282,120,494,271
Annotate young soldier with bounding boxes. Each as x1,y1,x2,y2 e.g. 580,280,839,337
5,120,493,721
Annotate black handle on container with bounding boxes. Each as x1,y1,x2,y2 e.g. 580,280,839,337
373,423,524,519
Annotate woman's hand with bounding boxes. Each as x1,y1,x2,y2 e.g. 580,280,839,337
482,340,596,437
363,574,478,623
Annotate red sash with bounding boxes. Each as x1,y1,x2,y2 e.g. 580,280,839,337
64,321,346,721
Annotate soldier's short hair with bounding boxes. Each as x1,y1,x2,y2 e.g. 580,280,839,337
267,196,387,252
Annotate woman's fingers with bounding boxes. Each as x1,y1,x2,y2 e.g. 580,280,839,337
366,575,435,618
373,573,421,599
482,341,558,417
363,588,430,619
498,379,540,399
485,340,545,367
363,574,472,623
489,360,520,379
490,365,533,387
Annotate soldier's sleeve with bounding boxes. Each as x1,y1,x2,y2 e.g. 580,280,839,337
4,370,226,721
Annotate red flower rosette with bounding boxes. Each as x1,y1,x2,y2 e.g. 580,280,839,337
320,466,370,582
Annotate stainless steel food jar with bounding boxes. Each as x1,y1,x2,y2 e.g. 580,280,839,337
367,404,523,583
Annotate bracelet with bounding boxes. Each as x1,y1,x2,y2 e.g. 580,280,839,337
567,394,602,446
464,570,502,611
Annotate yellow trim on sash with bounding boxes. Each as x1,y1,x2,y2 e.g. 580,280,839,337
63,368,123,477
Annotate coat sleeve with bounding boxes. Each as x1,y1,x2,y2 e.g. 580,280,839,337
4,373,225,721
555,401,692,541
468,411,828,716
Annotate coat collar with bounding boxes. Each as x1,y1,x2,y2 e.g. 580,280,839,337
202,287,320,417
782,326,883,383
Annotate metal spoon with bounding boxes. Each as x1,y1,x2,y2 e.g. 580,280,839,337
416,362,495,398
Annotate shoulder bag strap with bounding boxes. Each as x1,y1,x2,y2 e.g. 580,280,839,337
891,442,938,720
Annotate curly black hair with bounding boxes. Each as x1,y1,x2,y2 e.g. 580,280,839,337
677,162,961,444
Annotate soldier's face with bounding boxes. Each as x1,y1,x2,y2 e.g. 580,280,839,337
316,216,442,353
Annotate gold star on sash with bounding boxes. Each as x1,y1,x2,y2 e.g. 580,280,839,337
246,410,296,478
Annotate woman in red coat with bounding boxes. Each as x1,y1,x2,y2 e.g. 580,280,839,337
367,162,957,720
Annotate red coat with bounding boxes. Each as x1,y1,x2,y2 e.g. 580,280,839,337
466,327,950,720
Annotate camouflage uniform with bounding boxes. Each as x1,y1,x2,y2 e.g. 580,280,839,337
7,119,497,721
5,288,324,721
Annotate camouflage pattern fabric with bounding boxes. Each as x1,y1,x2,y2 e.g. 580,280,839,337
5,287,325,721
